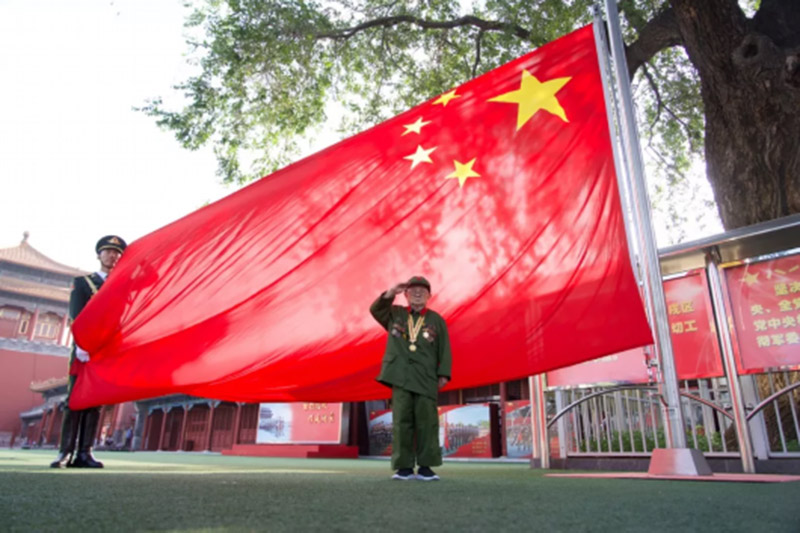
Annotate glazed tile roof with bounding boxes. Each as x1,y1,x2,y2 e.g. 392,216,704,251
0,235,85,276
0,275,71,303
30,376,69,393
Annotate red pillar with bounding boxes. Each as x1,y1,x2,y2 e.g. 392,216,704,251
109,404,122,442
95,406,107,445
141,413,151,450
177,406,189,451
499,382,508,457
35,410,48,445
27,309,40,341
204,403,217,451
157,409,169,451
45,406,58,445
231,403,243,446
59,313,70,346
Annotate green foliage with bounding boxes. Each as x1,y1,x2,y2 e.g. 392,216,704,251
579,427,729,453
142,0,708,226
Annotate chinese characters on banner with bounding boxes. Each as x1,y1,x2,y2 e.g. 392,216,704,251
547,271,724,387
256,402,342,444
725,254,800,373
665,271,725,380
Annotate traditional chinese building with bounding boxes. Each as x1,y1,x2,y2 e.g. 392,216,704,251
0,233,82,444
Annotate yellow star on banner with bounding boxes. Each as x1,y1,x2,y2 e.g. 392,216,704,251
446,158,480,187
433,90,460,107
488,70,571,130
741,272,759,286
401,117,432,136
403,145,437,169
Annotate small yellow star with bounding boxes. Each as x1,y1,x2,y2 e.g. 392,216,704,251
488,70,571,130
433,90,460,107
403,145,437,169
446,158,480,188
742,272,759,286
401,117,432,136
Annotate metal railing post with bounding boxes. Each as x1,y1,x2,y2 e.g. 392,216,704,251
705,249,756,472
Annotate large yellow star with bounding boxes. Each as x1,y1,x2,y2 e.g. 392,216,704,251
446,158,480,188
742,272,759,286
403,145,437,169
401,117,432,136
433,90,460,107
488,70,571,130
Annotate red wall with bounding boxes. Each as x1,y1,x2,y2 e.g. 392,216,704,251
0,349,68,435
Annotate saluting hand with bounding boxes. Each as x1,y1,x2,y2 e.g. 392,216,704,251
383,282,408,298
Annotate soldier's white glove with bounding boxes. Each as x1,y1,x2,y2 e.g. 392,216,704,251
75,347,90,363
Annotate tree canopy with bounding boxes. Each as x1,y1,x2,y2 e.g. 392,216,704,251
142,0,800,234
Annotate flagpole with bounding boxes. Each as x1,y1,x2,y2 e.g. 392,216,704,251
591,8,661,432
598,3,712,476
591,10,640,284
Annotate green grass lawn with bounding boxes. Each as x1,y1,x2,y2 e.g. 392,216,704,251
1,450,798,532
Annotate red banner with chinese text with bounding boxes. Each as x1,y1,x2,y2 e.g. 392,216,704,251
725,254,800,373
255,403,342,444
666,271,725,380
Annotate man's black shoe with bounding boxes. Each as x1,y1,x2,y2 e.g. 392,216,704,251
49,452,72,469
416,466,440,481
391,468,415,480
69,451,104,468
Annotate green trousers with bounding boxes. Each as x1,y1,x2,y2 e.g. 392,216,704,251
391,387,442,470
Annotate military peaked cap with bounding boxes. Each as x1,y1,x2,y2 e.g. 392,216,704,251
96,235,127,254
406,276,431,291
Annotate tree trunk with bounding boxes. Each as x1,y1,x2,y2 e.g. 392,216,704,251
669,0,800,229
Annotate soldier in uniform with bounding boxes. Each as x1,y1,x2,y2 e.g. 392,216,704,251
370,276,452,481
50,235,126,468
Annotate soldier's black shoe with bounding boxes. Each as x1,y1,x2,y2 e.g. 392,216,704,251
49,452,72,468
416,466,440,481
69,450,104,468
391,468,415,480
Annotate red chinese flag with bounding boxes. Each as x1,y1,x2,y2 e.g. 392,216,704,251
70,25,652,409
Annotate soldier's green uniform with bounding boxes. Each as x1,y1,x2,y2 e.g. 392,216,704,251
370,280,452,472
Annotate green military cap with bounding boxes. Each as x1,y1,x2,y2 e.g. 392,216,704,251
96,235,127,254
406,276,431,291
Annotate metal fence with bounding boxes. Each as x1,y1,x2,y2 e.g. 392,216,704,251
545,371,800,461
529,215,800,472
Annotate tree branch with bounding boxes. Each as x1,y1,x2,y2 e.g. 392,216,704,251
625,8,683,78
472,29,484,78
316,14,533,43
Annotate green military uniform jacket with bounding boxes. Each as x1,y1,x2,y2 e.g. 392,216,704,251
67,272,104,375
370,293,452,400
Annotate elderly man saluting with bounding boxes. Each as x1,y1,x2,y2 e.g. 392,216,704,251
370,276,452,481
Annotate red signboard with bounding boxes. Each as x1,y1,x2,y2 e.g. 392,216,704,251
665,271,725,380
504,400,532,458
725,254,800,373
256,402,342,444
547,271,725,387
439,404,493,458
367,404,493,458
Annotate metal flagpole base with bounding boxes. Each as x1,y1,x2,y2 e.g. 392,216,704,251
648,448,713,476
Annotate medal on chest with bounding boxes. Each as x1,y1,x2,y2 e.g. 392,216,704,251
407,313,425,352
